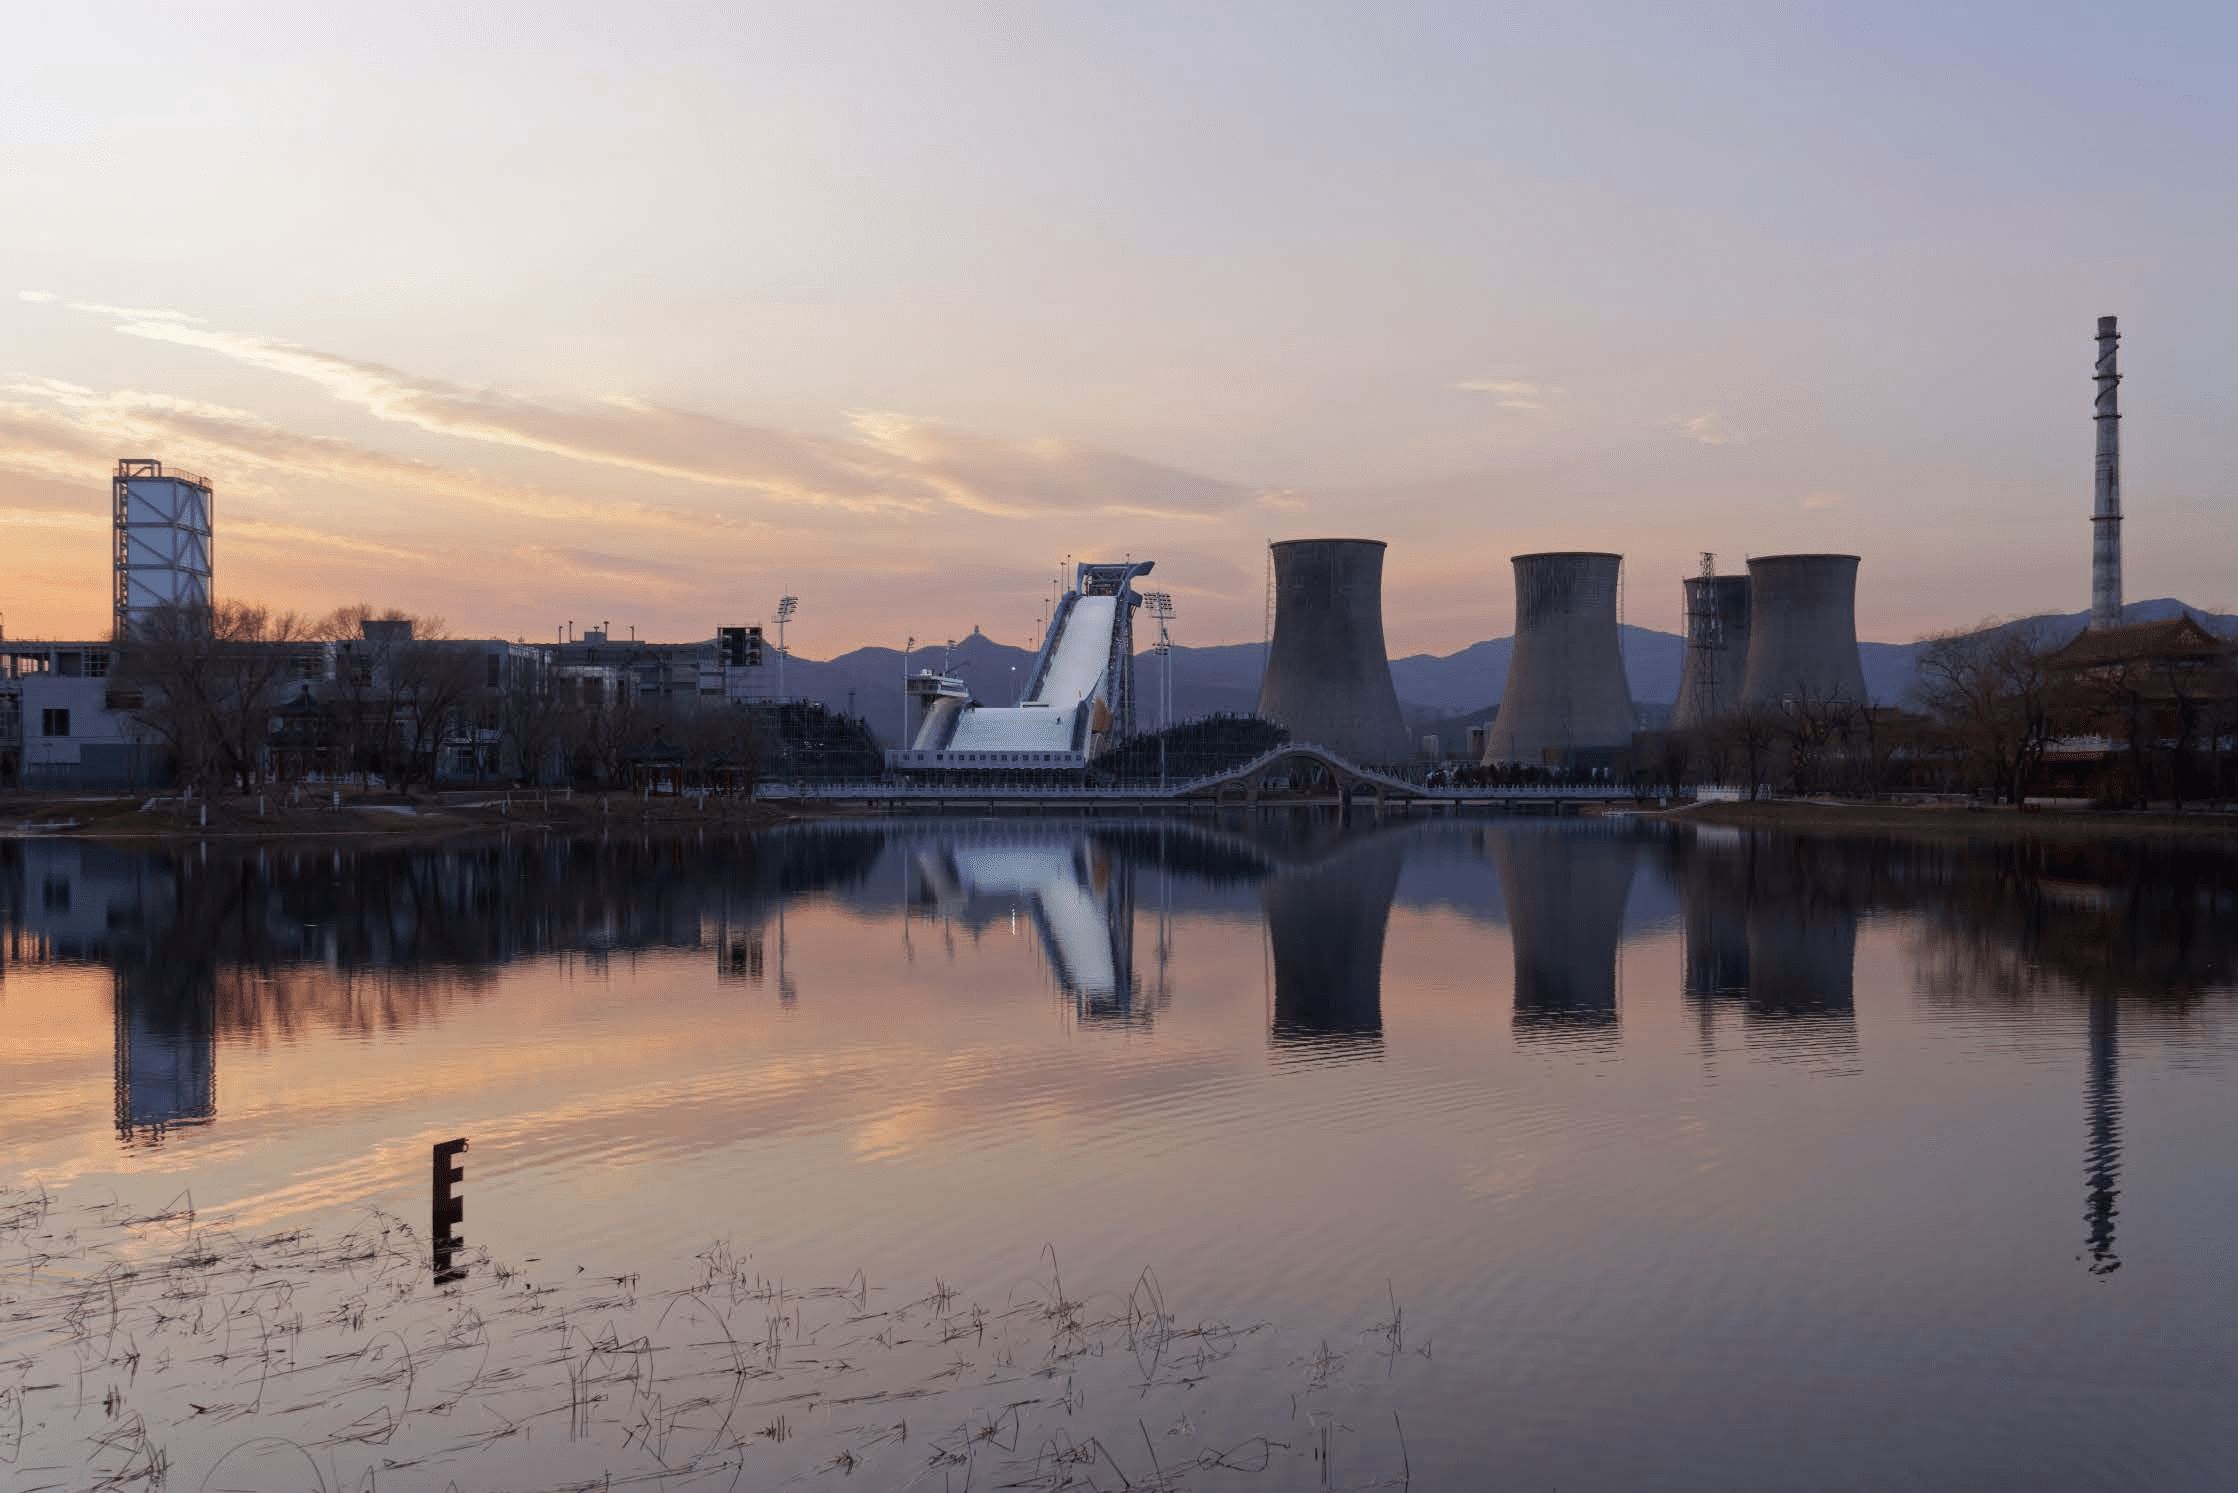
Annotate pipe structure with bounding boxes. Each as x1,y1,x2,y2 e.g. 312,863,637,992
2091,315,2123,631
1737,554,1867,710
1255,539,1411,764
1483,552,1634,765
1672,574,1752,730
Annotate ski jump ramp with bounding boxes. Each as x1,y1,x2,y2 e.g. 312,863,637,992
891,561,1152,771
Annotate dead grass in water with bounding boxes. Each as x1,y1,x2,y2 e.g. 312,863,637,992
0,1187,1424,1491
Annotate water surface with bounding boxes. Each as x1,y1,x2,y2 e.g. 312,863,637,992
5,818,2236,1488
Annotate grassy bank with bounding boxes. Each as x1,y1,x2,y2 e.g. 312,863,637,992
1669,796,2238,841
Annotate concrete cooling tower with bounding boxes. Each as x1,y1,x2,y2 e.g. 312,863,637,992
1672,574,1752,730
1255,539,1412,764
1739,555,1867,709
1483,552,1635,765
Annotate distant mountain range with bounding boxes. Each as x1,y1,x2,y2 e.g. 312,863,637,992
772,600,2235,747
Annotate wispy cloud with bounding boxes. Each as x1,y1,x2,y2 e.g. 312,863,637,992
0,381,783,540
1666,412,1738,446
1798,489,1844,511
1455,375,1563,413
16,290,58,305
50,301,1249,522
516,545,688,586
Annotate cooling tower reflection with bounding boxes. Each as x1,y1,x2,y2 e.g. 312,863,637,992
1493,824,1638,1037
1263,832,1406,1058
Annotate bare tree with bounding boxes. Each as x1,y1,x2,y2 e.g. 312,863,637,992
1913,621,2055,803
116,600,313,793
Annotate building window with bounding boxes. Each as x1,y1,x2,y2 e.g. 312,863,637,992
41,708,70,737
486,654,501,690
86,650,110,678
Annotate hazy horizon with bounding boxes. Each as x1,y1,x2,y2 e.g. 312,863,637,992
6,4,2235,653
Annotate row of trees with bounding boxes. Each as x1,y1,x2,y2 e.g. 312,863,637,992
114,601,781,796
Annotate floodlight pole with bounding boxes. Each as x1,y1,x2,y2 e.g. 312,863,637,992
774,594,799,701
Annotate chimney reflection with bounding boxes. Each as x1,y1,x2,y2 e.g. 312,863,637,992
2084,992,2122,1275
1493,825,1637,1038
1264,835,1403,1057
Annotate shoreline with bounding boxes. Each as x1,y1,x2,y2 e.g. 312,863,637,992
1665,797,2238,841
0,788,807,845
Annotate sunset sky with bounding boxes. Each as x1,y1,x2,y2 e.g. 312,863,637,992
5,3,2234,655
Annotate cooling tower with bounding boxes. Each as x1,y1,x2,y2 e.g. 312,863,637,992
1255,539,1411,764
1483,552,1634,765
1737,554,1867,709
1672,574,1752,730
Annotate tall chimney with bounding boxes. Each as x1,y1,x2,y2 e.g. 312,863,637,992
2090,315,2122,631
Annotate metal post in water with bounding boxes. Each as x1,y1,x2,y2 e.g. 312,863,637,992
432,1137,468,1283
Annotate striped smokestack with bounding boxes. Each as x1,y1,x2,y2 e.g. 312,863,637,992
2090,315,2123,631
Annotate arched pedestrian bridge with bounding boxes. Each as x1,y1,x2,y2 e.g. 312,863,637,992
760,741,1644,814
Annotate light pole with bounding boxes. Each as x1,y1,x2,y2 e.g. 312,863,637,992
1142,591,1176,788
900,635,914,757
774,594,798,701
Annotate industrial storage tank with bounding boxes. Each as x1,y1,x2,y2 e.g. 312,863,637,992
1738,554,1867,709
1255,538,1412,764
112,459,213,636
1671,573,1751,730
1483,552,1634,765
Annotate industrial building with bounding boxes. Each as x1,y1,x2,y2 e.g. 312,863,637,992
1737,554,1868,710
113,460,213,637
1255,539,1411,764
1672,565,1752,731
1483,552,1635,766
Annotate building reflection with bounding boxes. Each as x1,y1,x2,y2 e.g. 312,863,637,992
1492,825,1637,1038
908,838,1146,1020
1262,833,1405,1058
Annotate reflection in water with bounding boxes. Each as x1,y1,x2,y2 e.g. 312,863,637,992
116,962,218,1140
1263,833,1405,1058
914,842,1140,1015
2085,993,2122,1275
1672,833,1861,1068
1494,825,1637,1037
4,817,2236,1299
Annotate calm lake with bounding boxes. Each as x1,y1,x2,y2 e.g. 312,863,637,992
5,817,2237,1490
